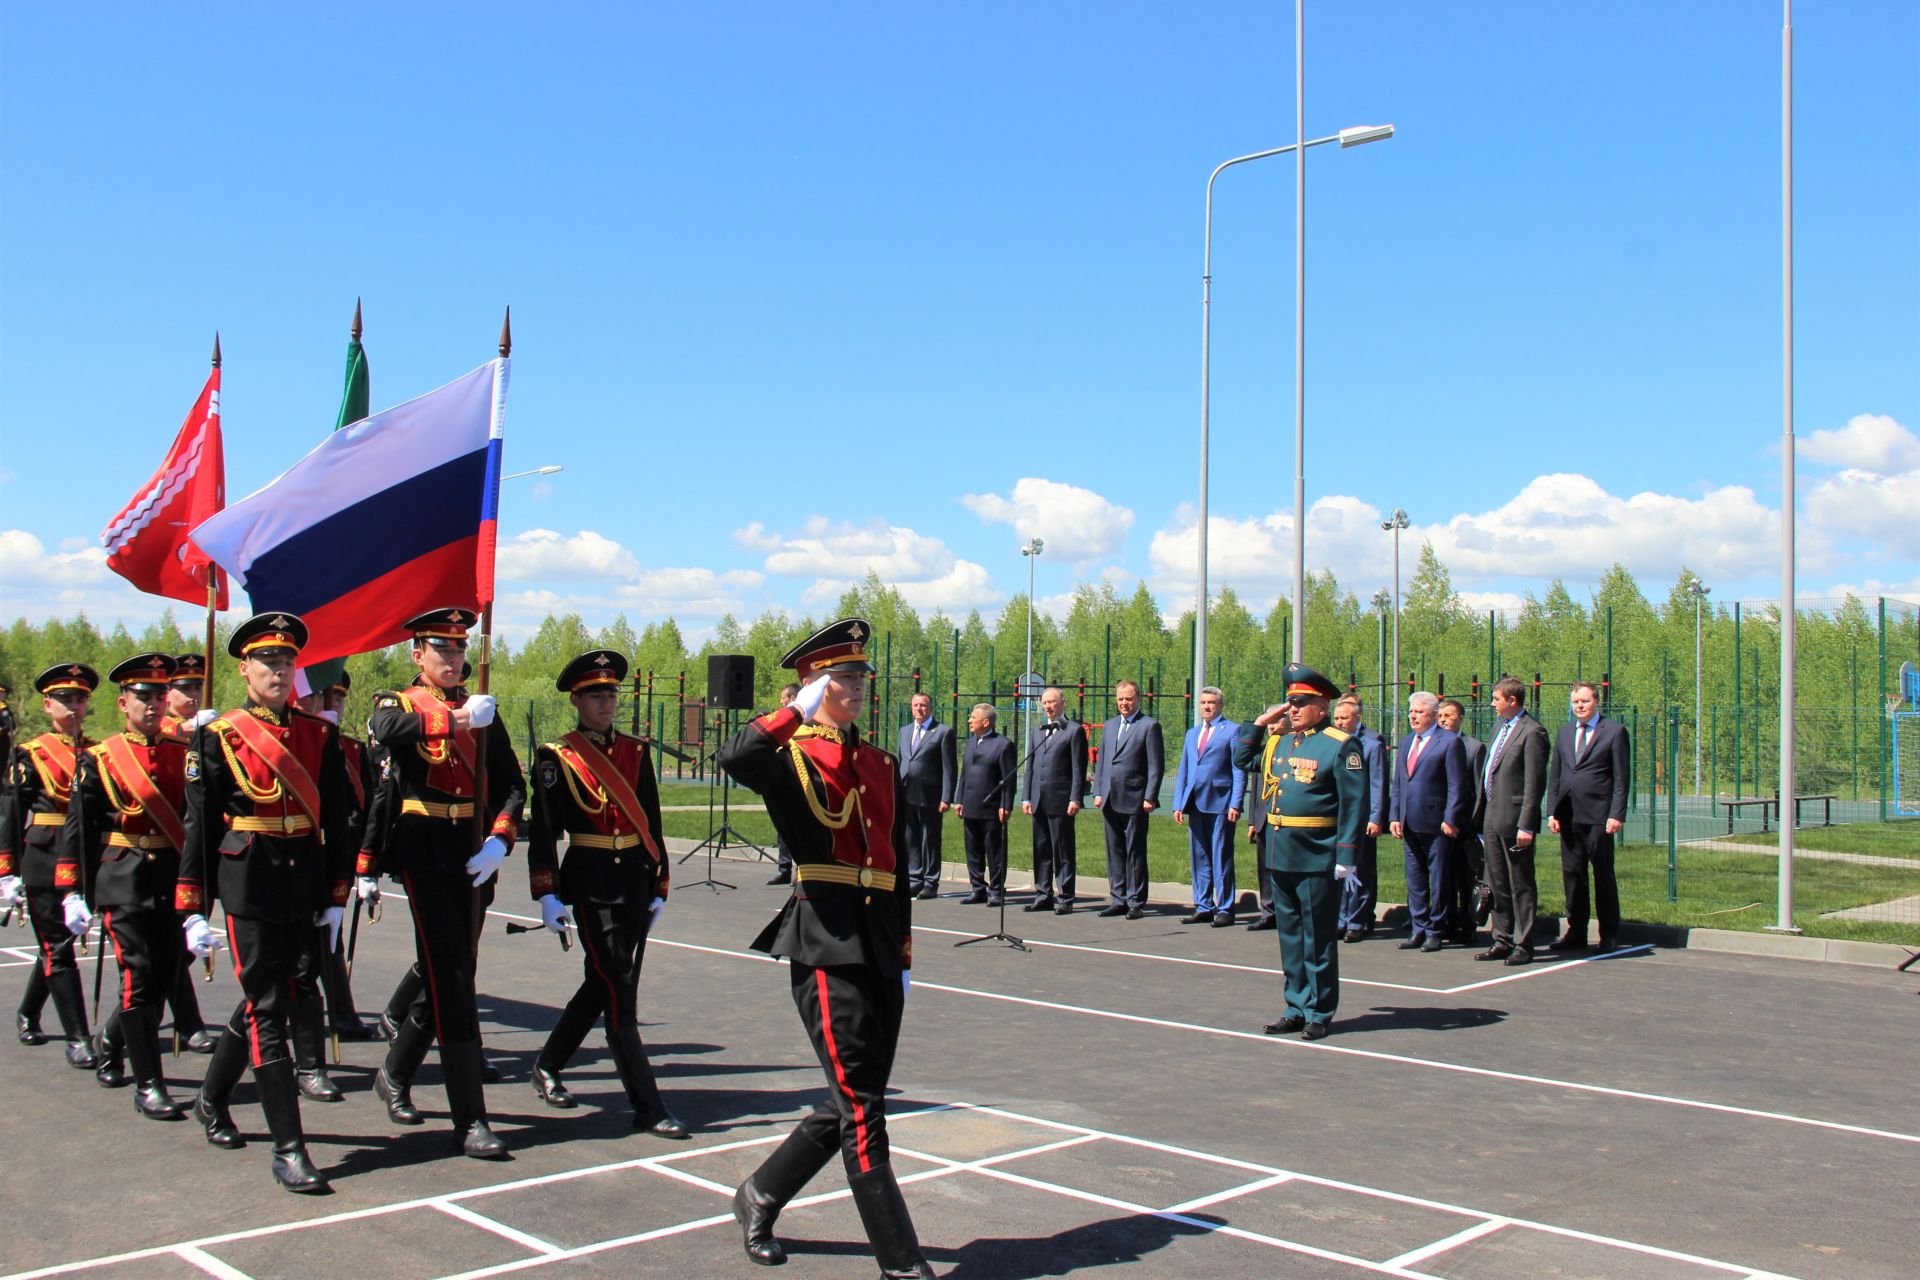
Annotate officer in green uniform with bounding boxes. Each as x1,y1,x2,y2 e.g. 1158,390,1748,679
1233,662,1366,1040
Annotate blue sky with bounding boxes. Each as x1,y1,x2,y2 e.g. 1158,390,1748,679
2,1,1914,641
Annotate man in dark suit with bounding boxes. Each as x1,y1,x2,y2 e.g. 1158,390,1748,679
1022,687,1086,914
896,693,957,900
1389,691,1468,952
1546,681,1630,951
954,703,1015,904
1172,686,1243,925
1332,695,1389,943
1477,677,1550,966
1436,698,1487,944
1092,680,1164,920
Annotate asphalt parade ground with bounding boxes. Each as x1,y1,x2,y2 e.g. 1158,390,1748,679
4,847,1917,1280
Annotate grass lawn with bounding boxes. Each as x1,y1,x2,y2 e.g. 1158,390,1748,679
660,807,1920,945
1715,819,1920,860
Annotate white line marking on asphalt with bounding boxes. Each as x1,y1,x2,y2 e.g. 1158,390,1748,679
431,1201,564,1255
173,1246,254,1280
1381,1218,1509,1267
1440,943,1655,992
1159,1173,1296,1215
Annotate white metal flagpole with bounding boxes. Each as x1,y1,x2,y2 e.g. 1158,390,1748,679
1773,0,1799,933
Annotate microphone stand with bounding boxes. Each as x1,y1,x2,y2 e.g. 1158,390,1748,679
954,731,1049,954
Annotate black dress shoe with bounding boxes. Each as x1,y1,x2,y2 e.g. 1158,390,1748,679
1211,915,1236,927
1054,903,1073,915
1548,934,1587,952
1397,934,1425,950
1126,906,1145,920
915,886,938,900
636,1110,690,1139
1262,1015,1306,1035
1597,936,1618,951
1300,1022,1330,1041
1421,936,1443,953
330,1016,378,1041
1097,904,1129,917
1340,928,1362,943
962,891,988,905
532,1064,577,1109
986,896,1004,908
1502,950,1534,967
297,1068,344,1102
766,870,792,886
1022,899,1054,913
459,1120,511,1160
184,1030,219,1054
271,1147,330,1194
134,1081,185,1121
374,1068,424,1125
1180,911,1214,925
65,1040,100,1070
1473,946,1514,962
733,1180,788,1266
1248,917,1277,932
16,1015,47,1046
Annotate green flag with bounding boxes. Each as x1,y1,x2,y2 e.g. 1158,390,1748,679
301,325,371,696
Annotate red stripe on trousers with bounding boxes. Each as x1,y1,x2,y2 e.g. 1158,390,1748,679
105,910,132,1011
815,968,872,1173
581,922,621,1033
402,870,446,1042
228,926,262,1067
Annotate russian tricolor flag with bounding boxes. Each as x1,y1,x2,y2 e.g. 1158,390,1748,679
191,359,509,667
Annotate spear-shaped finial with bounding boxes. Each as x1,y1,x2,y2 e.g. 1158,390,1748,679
351,297,363,342
499,306,512,358
211,331,222,368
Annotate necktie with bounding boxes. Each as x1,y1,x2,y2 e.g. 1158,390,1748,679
1118,718,1129,742
1197,723,1212,757
1576,722,1590,760
1486,719,1513,785
1407,733,1425,777
913,724,924,754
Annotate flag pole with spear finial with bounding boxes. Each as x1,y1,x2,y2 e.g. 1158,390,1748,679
468,308,510,956
199,331,223,984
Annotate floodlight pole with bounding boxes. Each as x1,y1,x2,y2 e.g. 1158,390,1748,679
1022,538,1043,747
1381,509,1409,738
1772,0,1799,933
1691,580,1710,794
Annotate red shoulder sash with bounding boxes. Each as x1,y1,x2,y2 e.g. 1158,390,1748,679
223,713,323,830
23,734,80,802
100,736,188,852
403,686,476,775
557,732,662,864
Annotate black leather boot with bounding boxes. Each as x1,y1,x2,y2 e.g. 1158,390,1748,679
194,1022,249,1148
374,1011,432,1126
120,1006,184,1120
379,965,424,1042
255,1058,329,1193
531,995,596,1109
848,1164,935,1279
94,1010,131,1088
733,1120,840,1266
289,991,343,1102
168,957,213,1051
444,1040,508,1160
609,1024,686,1138
49,970,97,1068
17,966,49,1043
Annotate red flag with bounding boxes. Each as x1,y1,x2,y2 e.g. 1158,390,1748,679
101,366,229,608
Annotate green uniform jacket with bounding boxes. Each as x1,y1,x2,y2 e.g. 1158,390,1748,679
1232,721,1367,874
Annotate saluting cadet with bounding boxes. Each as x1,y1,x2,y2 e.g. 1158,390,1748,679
719,619,933,1280
2,663,103,1067
179,614,353,1192
366,607,523,1160
157,653,220,1054
1233,662,1368,1041
61,654,206,1118
525,649,686,1137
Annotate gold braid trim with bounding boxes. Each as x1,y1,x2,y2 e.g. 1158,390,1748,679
91,743,143,818
788,738,859,830
212,722,283,804
543,743,608,816
1260,734,1282,805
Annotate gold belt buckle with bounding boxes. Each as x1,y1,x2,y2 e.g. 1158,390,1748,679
284,816,303,832
857,867,874,888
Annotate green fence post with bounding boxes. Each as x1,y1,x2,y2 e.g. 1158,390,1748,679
1647,705,1659,846
1667,706,1679,903
1710,705,1718,800
1733,603,1743,797
1850,641,1859,801
1879,597,1889,822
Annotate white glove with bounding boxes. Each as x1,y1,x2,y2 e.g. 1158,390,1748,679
792,677,829,721
191,709,220,729
0,875,22,908
465,834,509,886
902,970,912,997
316,905,344,951
648,895,665,929
356,875,381,904
63,894,92,937
465,694,497,728
183,914,219,958
539,893,572,937
1334,864,1356,882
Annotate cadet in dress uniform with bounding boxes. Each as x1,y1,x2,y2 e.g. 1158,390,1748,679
180,614,353,1192
61,654,200,1118
1232,663,1367,1040
157,653,219,1054
318,671,377,1041
719,620,934,1280
525,649,686,1136
2,663,102,1066
365,608,523,1160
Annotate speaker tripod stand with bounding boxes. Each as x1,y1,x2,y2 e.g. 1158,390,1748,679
682,706,771,891
954,737,1044,953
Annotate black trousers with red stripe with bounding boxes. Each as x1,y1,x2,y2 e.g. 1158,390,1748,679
787,961,904,1175
221,916,298,1067
25,888,79,980
103,908,180,1014
551,899,653,1042
399,863,483,1046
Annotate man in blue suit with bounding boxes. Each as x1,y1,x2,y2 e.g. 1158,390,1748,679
1171,686,1243,926
1332,695,1390,943
896,693,956,899
1092,680,1164,919
1389,691,1468,952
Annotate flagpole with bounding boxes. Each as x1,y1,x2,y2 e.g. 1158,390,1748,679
200,331,223,982
468,307,509,956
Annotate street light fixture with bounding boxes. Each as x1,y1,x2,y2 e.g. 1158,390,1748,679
1689,579,1711,794
1021,538,1044,747
1193,122,1395,692
1381,509,1409,738
502,465,564,481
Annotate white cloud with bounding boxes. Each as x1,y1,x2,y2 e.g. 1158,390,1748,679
748,516,1002,611
1805,466,1920,559
732,522,782,552
1457,590,1530,613
0,529,155,624
962,478,1135,562
1148,496,1385,597
626,567,765,599
1798,413,1920,473
497,529,639,582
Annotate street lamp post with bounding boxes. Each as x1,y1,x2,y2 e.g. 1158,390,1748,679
1690,579,1711,794
1022,538,1044,747
1370,588,1391,718
1381,509,1408,737
502,465,564,482
1194,122,1394,692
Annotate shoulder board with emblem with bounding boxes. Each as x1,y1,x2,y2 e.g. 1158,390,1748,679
1323,726,1352,744
374,692,404,707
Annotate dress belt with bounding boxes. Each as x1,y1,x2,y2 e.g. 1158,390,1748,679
794,863,897,892
568,831,647,852
30,812,65,827
228,814,313,834
400,799,476,821
106,833,174,851
1267,814,1336,829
